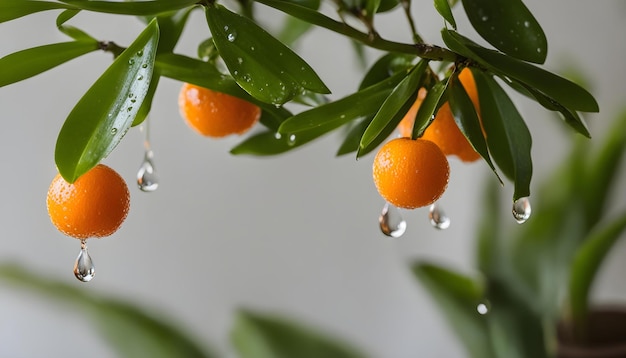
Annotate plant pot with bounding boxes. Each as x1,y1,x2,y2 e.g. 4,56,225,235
558,307,626,358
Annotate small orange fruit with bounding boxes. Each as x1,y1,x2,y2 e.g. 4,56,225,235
47,164,130,239
373,138,450,209
398,68,481,162
178,83,261,138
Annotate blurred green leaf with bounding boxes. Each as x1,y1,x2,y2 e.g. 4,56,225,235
475,177,502,275
206,4,329,105
569,213,626,324
56,9,97,41
434,0,456,29
365,0,382,21
59,0,199,15
232,309,366,358
471,70,532,200
442,30,599,113
155,53,291,129
461,0,546,63
336,117,371,156
359,53,416,90
0,264,215,358
359,61,428,149
278,0,320,45
0,40,99,87
156,8,194,53
55,19,159,182
413,263,494,358
0,0,72,23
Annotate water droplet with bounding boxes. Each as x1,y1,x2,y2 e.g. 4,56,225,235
128,59,135,65
429,203,450,230
227,31,237,42
537,47,542,53
512,197,531,224
74,240,95,282
379,203,407,238
137,75,144,81
481,15,489,21
477,300,491,315
250,46,255,51
111,127,118,134
137,150,159,192
237,57,243,65
524,21,530,27
223,25,229,31
287,134,297,146
136,50,143,57
274,132,282,140
141,63,148,68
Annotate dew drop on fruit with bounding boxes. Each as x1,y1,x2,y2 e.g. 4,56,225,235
512,197,531,224
429,203,450,230
74,240,95,282
137,150,159,192
379,202,406,238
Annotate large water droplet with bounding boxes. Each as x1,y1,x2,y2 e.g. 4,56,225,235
429,203,450,230
137,150,159,192
512,197,531,224
74,240,95,282
227,31,237,42
379,203,407,238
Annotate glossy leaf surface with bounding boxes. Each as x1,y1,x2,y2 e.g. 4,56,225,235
472,70,532,200
411,79,448,139
0,40,99,87
434,0,456,29
206,4,329,105
55,20,159,182
59,0,199,15
232,310,366,358
461,0,546,63
0,0,72,23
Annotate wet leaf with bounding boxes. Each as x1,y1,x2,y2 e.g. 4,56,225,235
232,310,366,358
471,70,532,200
55,20,159,182
359,61,428,149
0,40,99,87
461,0,546,63
59,0,199,15
434,0,456,29
0,0,72,23
206,4,329,105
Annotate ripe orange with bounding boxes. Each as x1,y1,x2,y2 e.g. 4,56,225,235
178,83,261,138
47,164,130,239
373,138,450,209
398,68,481,162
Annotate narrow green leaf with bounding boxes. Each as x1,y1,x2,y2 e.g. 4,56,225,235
365,0,382,21
359,53,416,90
206,4,329,105
569,213,626,323
155,53,291,129
359,61,428,149
155,8,194,53
448,74,503,185
277,0,320,45
336,117,371,156
412,263,494,358
0,264,216,358
0,0,72,23
231,310,366,358
471,70,532,200
475,178,503,275
132,72,160,127
59,0,199,15
442,30,598,113
0,41,99,87
461,0,546,63
434,0,456,29
356,97,415,158
279,72,404,134
56,9,97,41
411,79,448,139
55,20,160,182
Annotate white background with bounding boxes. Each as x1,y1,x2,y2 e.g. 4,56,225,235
1,1,626,357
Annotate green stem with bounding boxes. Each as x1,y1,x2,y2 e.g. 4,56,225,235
99,41,124,58
255,0,460,62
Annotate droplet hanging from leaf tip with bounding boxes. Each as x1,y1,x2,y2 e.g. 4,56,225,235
512,197,531,224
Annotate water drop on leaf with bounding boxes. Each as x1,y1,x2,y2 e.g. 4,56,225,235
512,197,531,224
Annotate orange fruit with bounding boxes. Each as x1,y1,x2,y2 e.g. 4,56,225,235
47,164,130,239
373,138,450,209
178,83,261,137
398,68,481,162
397,88,427,138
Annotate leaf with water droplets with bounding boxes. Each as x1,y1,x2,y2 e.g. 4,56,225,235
206,4,329,105
55,19,159,182
461,0,546,63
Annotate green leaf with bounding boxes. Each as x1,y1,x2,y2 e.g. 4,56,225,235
336,117,371,156
359,61,428,149
569,213,626,324
411,79,448,139
56,9,97,41
441,30,599,113
448,73,503,185
55,19,160,182
461,0,546,63
359,53,416,90
206,4,329,105
412,263,494,358
155,53,291,129
0,0,72,23
279,72,404,134
278,0,321,45
59,0,199,15
132,71,160,127
475,178,502,275
0,264,216,358
231,310,366,358
471,70,532,200
155,8,194,53
0,40,99,87
434,0,456,29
